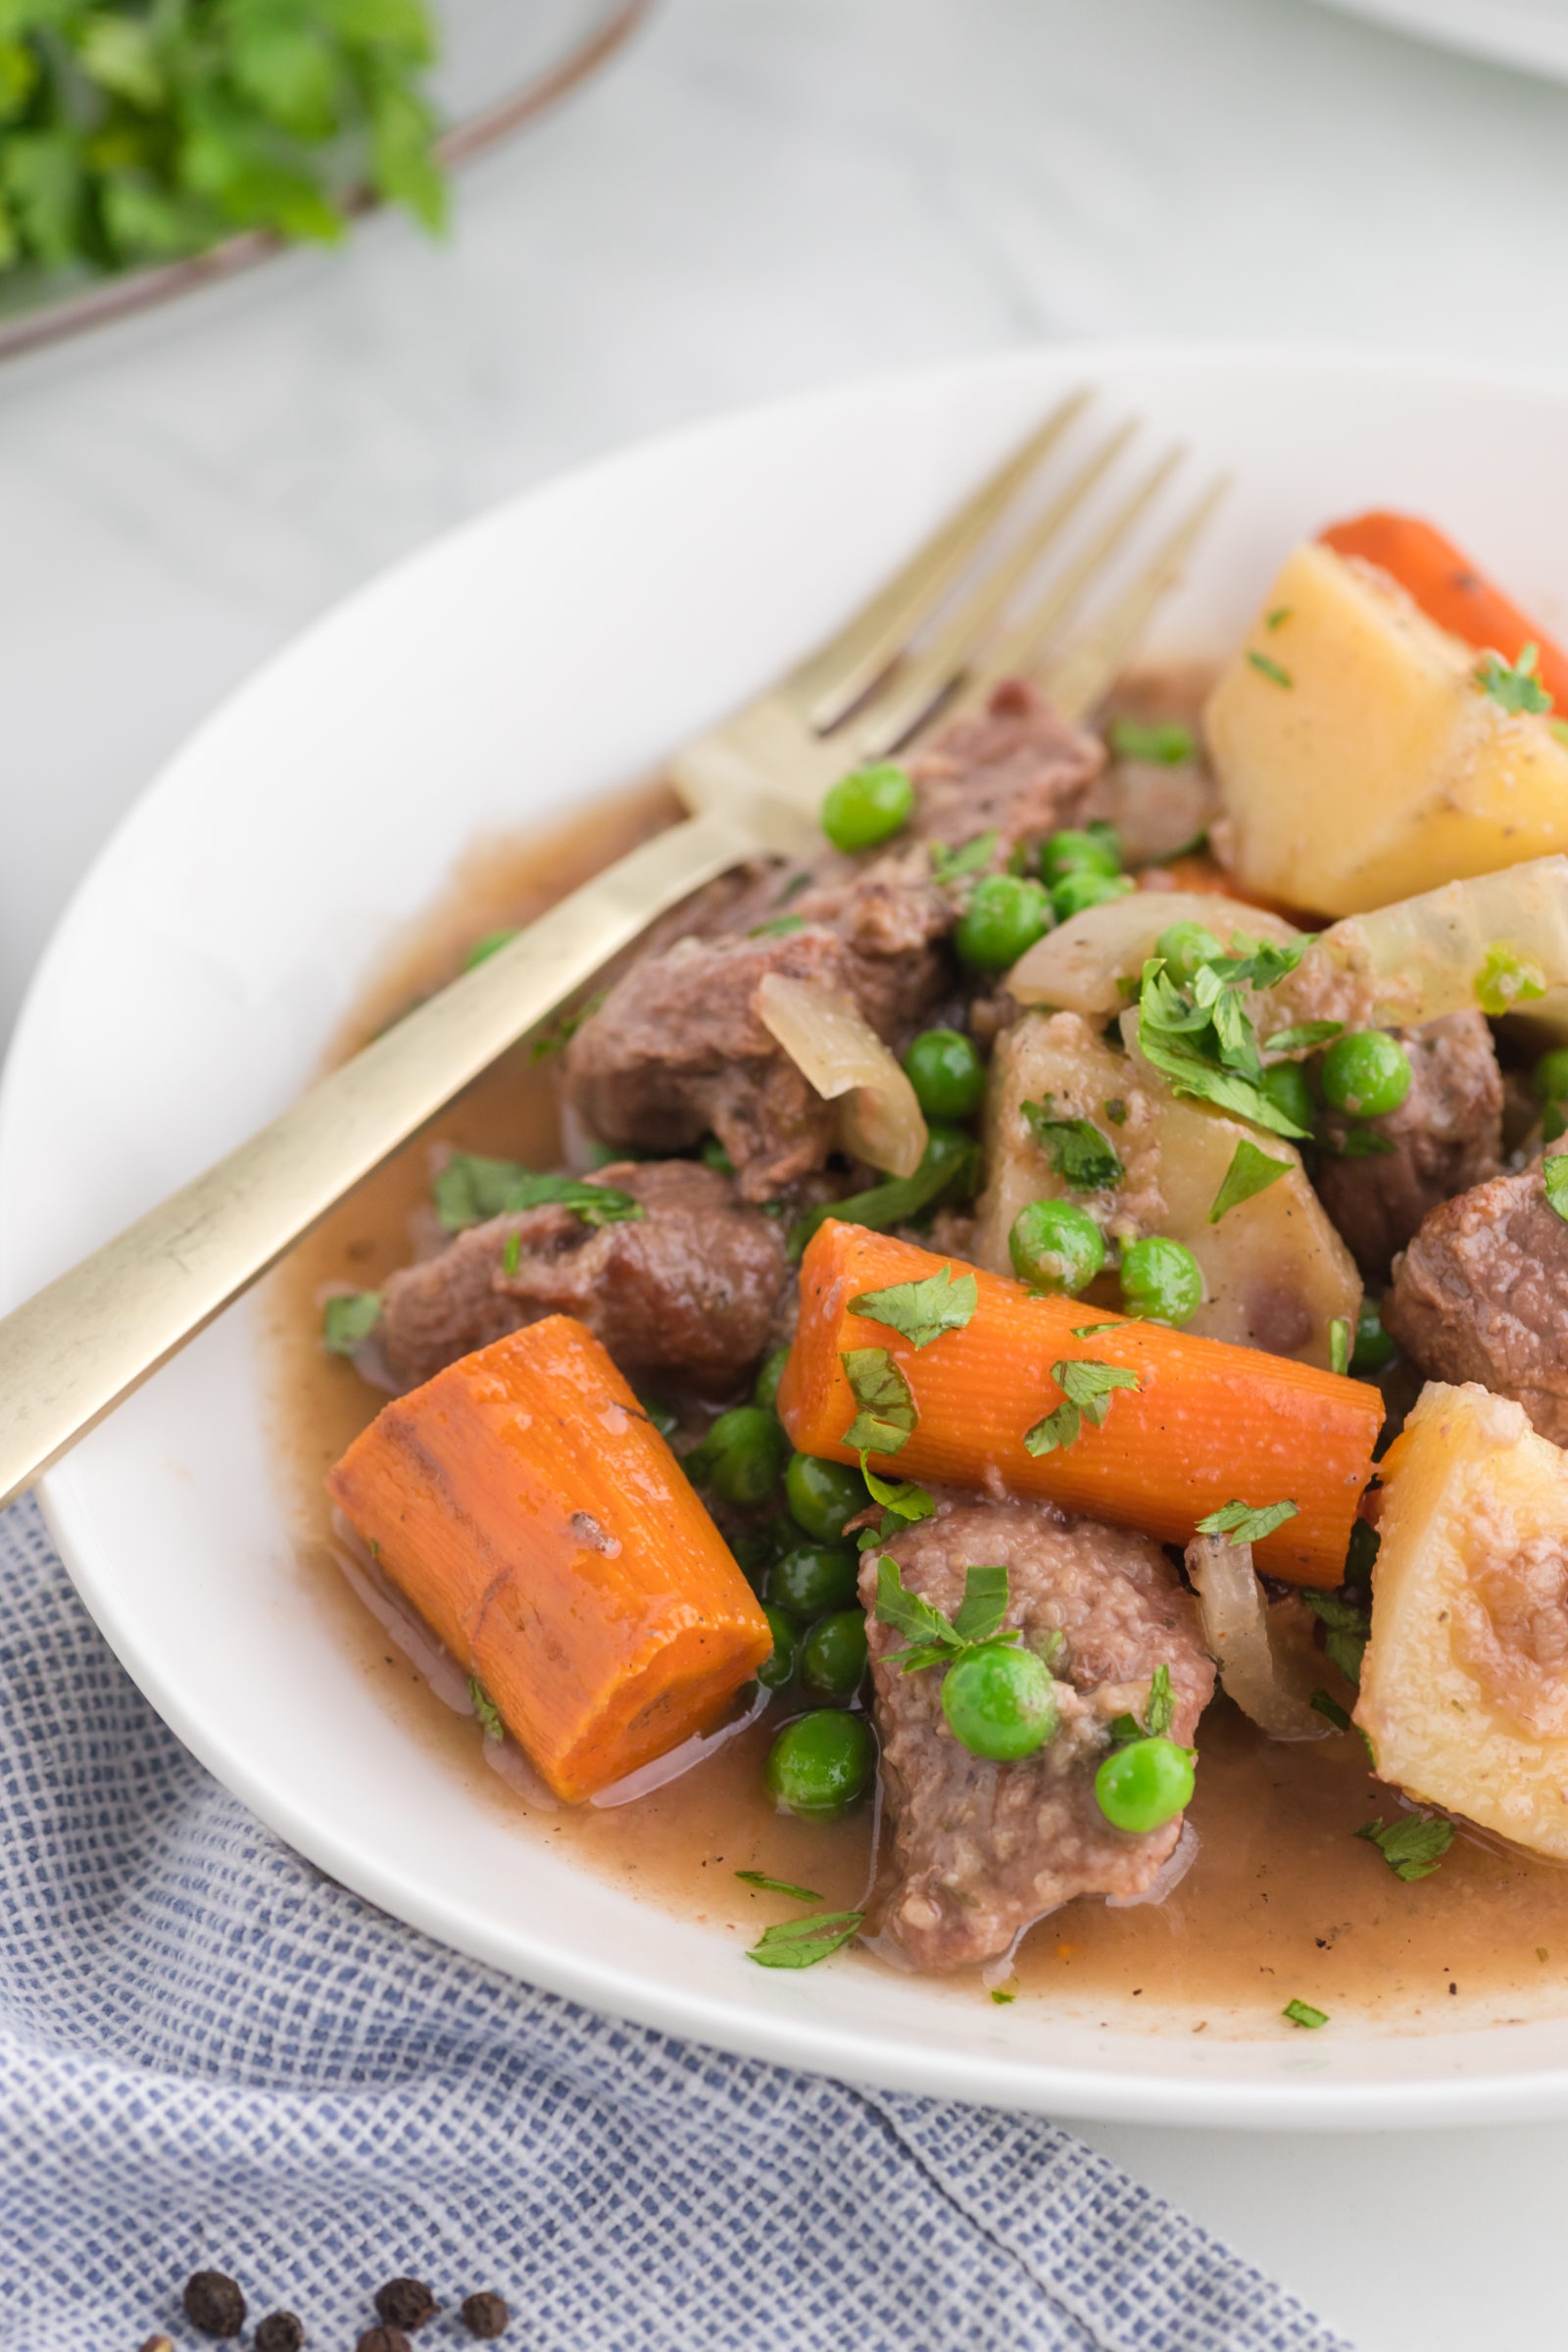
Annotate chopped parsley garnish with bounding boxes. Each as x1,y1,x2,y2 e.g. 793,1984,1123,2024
1356,1814,1454,1882
991,1987,1016,2005
1309,1688,1352,1734
467,1678,504,1740
635,1392,679,1438
747,1911,864,1969
1024,1359,1140,1456
1022,1097,1124,1191
1247,650,1293,689
1476,642,1552,716
1262,1021,1343,1054
1545,1156,1568,1223
1208,1137,1292,1223
529,988,608,1061
1475,941,1548,1016
433,1152,644,1234
1104,1098,1128,1125
735,1870,823,1901
1266,606,1293,633
1344,1517,1379,1598
749,914,809,939
1106,1662,1177,1747
1329,1317,1350,1377
321,1290,381,1355
1283,1998,1328,2030
849,1263,978,1348
840,1348,917,1456
1301,1589,1371,1685
1106,717,1195,765
1196,1497,1299,1546
929,830,1000,886
787,1128,979,1259
875,1556,1022,1673
857,1455,937,1552
502,1231,522,1277
1137,935,1315,1140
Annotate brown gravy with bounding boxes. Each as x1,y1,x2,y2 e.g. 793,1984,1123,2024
263,780,1568,2034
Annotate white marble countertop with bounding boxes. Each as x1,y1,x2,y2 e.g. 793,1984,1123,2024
8,0,1568,2341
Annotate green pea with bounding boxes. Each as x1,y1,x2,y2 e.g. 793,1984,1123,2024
1154,919,1223,990
1321,1029,1412,1119
1258,1060,1315,1133
783,1451,869,1544
955,874,1054,974
768,1542,861,1620
941,1644,1058,1761
685,1407,786,1506
758,1604,804,1690
1094,1736,1195,1834
753,1345,792,1414
729,1533,776,1588
1534,1049,1568,1104
764,1709,876,1817
1119,1234,1202,1326
1051,870,1135,924
903,1027,987,1122
1041,824,1122,888
463,927,518,969
1008,1199,1105,1295
820,761,914,854
1351,1296,1396,1375
800,1608,869,1697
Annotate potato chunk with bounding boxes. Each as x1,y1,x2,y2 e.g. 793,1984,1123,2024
1206,542,1568,916
973,1008,1359,1367
1359,1379,1568,1860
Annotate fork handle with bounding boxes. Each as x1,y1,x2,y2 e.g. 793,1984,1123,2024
0,806,757,1511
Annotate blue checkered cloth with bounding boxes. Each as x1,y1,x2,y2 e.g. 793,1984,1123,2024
0,1495,1350,2351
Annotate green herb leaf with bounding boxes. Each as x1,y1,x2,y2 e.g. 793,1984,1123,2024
788,1128,979,1259
467,1677,504,1740
849,1263,978,1348
321,1290,381,1355
1196,1498,1300,1546
1054,1358,1141,1427
529,988,609,1061
749,915,808,939
1107,717,1195,765
1477,642,1553,716
502,1230,521,1278
1103,1098,1128,1125
1301,1589,1371,1685
1309,1688,1351,1734
1208,1137,1293,1223
1023,1401,1080,1455
860,1455,937,1525
1137,957,1311,1141
874,1555,1021,1672
1266,606,1293,633
433,1153,644,1234
747,1910,864,1969
952,1563,1012,1646
990,1986,1016,2004
1355,1814,1454,1882
875,1554,964,1657
1475,941,1548,1017
1283,1998,1328,2030
841,1348,917,1455
929,829,1000,885
1329,1317,1350,1377
1145,1663,1175,1740
1247,650,1294,689
1022,1097,1124,1191
1262,1021,1343,1054
1322,1126,1398,1158
1545,1156,1568,1223
735,1870,823,1901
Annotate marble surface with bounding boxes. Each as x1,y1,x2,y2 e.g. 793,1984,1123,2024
8,0,1568,2342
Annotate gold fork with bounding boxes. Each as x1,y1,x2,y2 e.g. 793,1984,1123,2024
0,396,1224,1508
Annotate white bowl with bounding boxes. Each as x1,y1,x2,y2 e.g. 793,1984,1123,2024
10,346,1568,2129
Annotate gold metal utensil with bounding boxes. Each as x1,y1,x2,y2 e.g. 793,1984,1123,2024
0,396,1223,1508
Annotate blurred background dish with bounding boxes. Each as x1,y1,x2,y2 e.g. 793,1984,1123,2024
1306,0,1568,82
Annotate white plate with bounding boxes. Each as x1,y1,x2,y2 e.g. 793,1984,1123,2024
11,346,1568,2130
1308,0,1568,82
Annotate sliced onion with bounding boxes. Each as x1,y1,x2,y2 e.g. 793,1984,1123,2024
1010,892,1299,1016
1185,1534,1328,1741
756,971,927,1177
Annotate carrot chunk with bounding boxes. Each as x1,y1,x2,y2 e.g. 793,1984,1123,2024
327,1315,772,1800
777,1222,1382,1588
1319,510,1568,712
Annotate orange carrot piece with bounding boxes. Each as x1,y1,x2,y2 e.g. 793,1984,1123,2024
777,1223,1382,1588
327,1315,771,1801
1320,510,1568,712
1144,854,1292,912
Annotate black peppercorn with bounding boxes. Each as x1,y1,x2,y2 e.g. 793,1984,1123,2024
357,2331,412,2352
182,2271,247,2338
461,2291,511,2338
373,2278,438,2331
255,2313,305,2352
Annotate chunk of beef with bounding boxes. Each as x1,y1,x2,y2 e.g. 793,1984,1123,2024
1384,1152,1568,1445
908,678,1102,855
1315,1012,1503,1283
862,1500,1213,1975
381,1160,788,1393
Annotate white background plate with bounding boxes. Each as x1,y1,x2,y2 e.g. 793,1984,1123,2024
9,346,1568,2131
